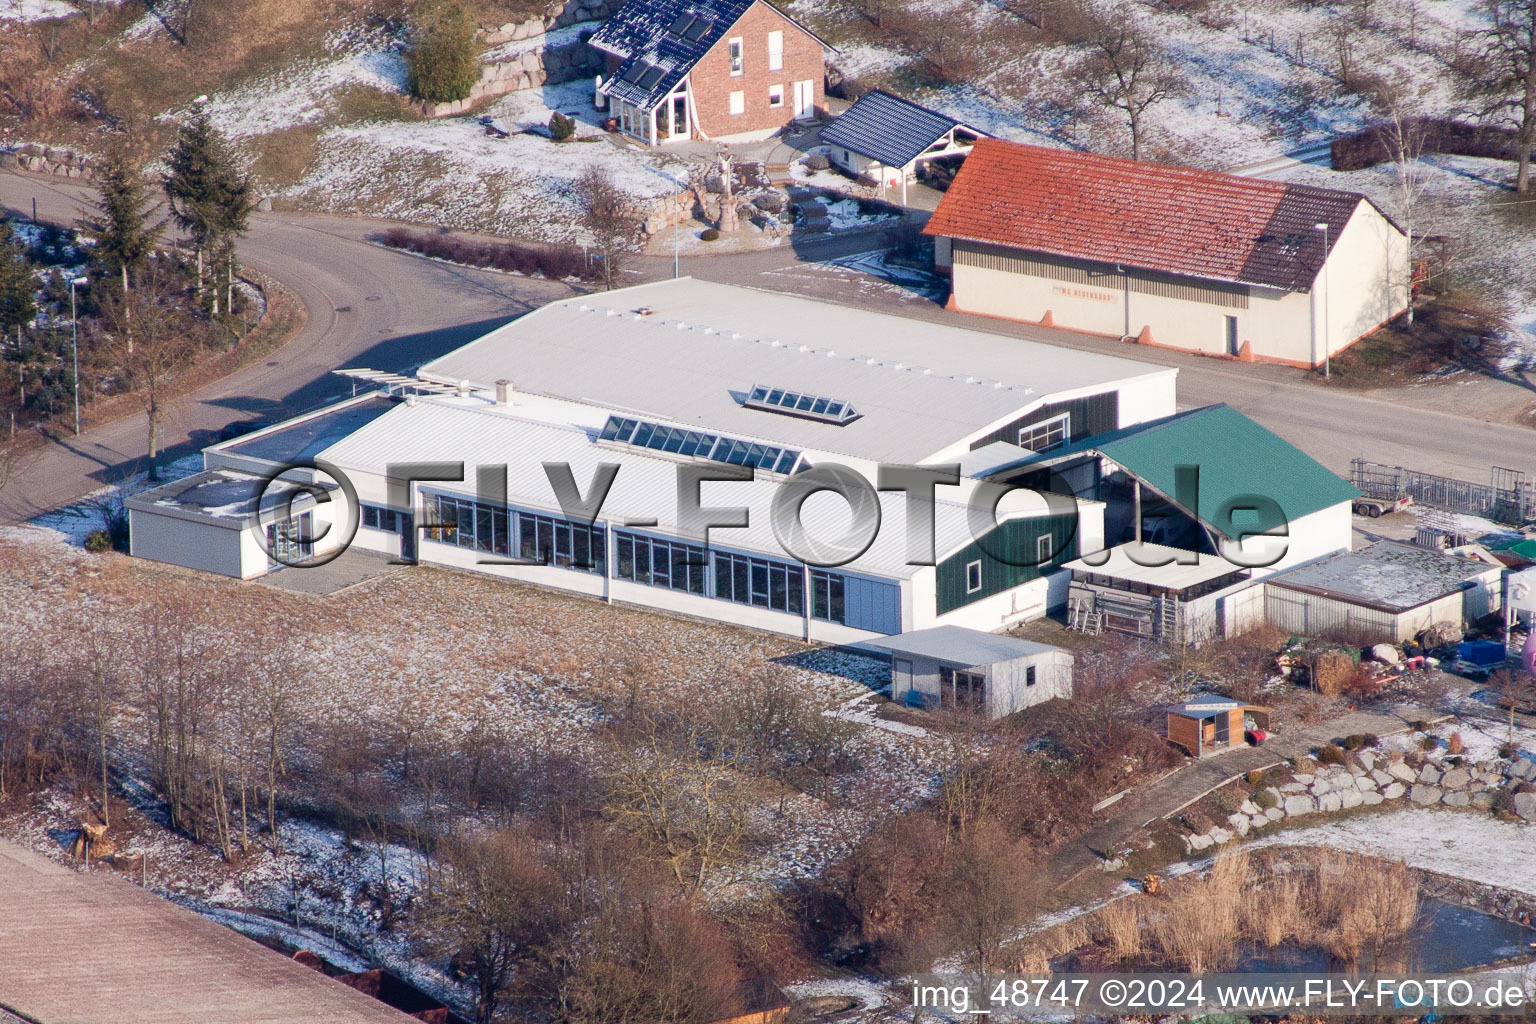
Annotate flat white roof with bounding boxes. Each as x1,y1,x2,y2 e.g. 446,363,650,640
419,279,1175,464
317,396,1070,580
868,625,1067,665
1064,542,1247,589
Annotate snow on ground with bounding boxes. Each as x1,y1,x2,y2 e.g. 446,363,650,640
1248,808,1536,895
1274,153,1536,340
0,0,86,22
289,80,691,241
27,453,201,545
196,32,408,141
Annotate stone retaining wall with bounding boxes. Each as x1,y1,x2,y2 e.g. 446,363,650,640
415,0,615,117
1180,750,1536,855
0,144,97,180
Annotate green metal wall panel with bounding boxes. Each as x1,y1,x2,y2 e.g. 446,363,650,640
936,513,1079,616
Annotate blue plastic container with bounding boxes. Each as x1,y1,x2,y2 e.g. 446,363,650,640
1457,640,1507,667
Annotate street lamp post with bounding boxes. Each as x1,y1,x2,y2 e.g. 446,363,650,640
70,276,88,436
1314,223,1331,380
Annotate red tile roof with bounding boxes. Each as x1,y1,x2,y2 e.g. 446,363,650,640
924,139,1385,292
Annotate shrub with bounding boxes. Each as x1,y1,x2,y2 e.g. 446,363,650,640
84,529,113,553
1420,735,1439,752
700,228,720,241
1446,731,1464,756
1253,789,1278,810
549,111,576,141
406,4,480,104
1499,742,1517,759
1313,651,1355,696
1245,770,1265,786
1316,744,1346,766
805,153,830,171
1215,787,1243,813
1409,720,1428,732
751,192,784,213
378,227,591,280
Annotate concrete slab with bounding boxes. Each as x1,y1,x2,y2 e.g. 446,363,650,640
252,548,405,596
0,838,414,1024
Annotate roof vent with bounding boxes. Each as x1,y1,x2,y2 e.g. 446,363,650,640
456,379,471,397
405,394,417,407
635,306,654,316
495,379,513,405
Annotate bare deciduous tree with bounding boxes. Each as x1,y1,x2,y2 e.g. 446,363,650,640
573,163,642,290
416,830,558,1024
93,267,203,480
1074,17,1182,160
1472,0,1536,191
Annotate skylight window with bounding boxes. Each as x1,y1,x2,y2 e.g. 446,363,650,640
744,385,860,425
668,13,695,35
621,61,650,84
599,416,801,474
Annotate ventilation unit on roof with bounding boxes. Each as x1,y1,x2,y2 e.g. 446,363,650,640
744,385,860,425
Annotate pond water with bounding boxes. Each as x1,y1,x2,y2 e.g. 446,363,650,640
1233,899,1536,973
1060,898,1536,975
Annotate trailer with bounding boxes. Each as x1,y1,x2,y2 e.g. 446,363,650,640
1352,494,1413,518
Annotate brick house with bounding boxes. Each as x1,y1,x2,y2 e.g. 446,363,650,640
589,0,832,145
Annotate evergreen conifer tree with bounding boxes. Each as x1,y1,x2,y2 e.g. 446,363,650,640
81,148,164,293
163,103,253,314
0,222,36,338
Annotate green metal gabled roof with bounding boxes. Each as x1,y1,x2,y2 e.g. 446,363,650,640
1036,404,1359,539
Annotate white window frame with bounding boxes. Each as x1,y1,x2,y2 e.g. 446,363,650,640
729,90,745,115
767,29,783,71
1036,534,1053,566
767,83,784,108
965,559,982,593
728,37,743,75
1018,411,1070,453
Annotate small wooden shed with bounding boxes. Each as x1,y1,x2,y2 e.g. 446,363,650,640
1166,696,1271,757
869,625,1072,719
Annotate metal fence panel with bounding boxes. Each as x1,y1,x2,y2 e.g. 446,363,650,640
1349,459,1536,525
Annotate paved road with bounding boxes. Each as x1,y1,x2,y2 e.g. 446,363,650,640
0,172,571,523
4,169,1531,524
0,838,413,1024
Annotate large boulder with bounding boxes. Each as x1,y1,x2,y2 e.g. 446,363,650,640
1515,792,1536,821
1370,769,1393,787
1442,768,1471,790
1293,773,1315,786
1443,790,1471,807
1319,792,1343,812
1339,788,1364,809
1209,826,1233,845
1357,750,1377,771
1285,794,1318,816
1419,764,1443,785
1388,762,1418,783
1188,832,1214,852
1356,775,1377,792
1362,791,1385,806
1383,782,1407,799
1410,784,1443,804
1264,806,1285,822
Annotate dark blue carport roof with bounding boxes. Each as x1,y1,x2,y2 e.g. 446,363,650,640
821,89,977,168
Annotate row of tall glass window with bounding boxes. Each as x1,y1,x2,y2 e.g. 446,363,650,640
422,492,605,574
614,529,858,625
599,416,801,474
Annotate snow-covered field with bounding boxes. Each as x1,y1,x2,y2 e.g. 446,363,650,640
1250,808,1536,895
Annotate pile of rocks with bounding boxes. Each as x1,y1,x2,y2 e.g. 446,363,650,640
415,32,604,117
477,0,615,45
0,144,96,179
1181,749,1536,854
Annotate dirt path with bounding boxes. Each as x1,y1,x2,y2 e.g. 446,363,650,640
1046,702,1446,886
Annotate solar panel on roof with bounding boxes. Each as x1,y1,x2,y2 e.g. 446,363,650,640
683,18,710,40
669,13,694,34
621,62,649,83
638,66,665,89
